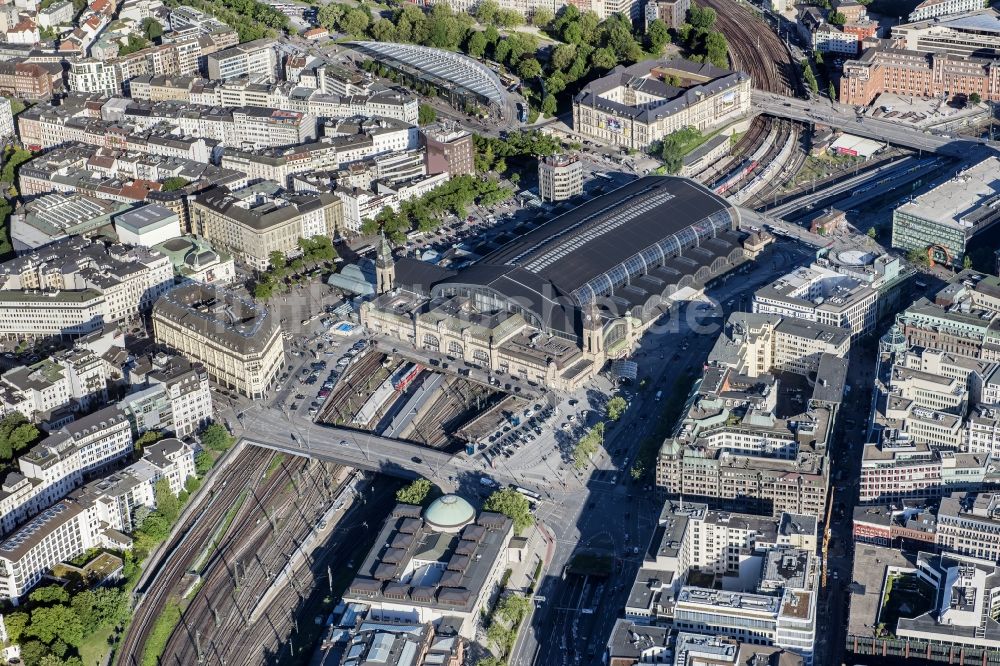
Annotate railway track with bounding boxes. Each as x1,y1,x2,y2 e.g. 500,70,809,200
316,349,385,425
700,0,805,191
115,446,274,666
159,456,344,665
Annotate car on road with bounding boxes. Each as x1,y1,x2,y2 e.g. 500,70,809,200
339,440,350,447
411,456,422,464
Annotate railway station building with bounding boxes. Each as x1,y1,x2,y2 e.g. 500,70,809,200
572,58,751,151
361,176,749,392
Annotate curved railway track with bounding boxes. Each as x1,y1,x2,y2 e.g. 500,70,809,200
116,446,274,666
702,0,804,192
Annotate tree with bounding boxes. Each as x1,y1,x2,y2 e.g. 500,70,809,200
550,43,576,72
906,247,929,266
474,0,499,24
802,60,819,95
370,18,397,42
341,7,370,36
28,605,83,646
532,7,554,27
829,81,837,100
607,396,628,421
970,92,982,105
541,93,557,117
28,585,70,606
252,280,274,300
135,429,162,451
590,47,618,71
4,611,29,643
418,103,437,126
142,17,163,41
518,57,542,80
18,641,48,665
161,176,188,191
647,19,670,53
118,32,150,56
484,488,534,534
828,10,846,25
573,422,605,468
867,226,877,239
467,30,488,58
0,411,40,461
704,31,729,69
964,255,973,269
200,423,234,452
688,2,717,30
396,478,433,505
154,477,181,524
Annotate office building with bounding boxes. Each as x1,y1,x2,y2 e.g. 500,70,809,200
206,39,277,81
892,157,1000,269
644,0,690,29
114,204,182,248
152,283,284,399
421,123,474,177
189,182,344,270
909,0,988,21
537,154,583,202
573,58,751,150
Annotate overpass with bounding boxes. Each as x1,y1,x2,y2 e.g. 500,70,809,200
753,91,994,157
238,405,549,492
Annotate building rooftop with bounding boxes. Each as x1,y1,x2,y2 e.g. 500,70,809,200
895,156,1000,232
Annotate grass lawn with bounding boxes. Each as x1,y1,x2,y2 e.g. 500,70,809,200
80,623,115,665
792,152,861,187
140,600,182,666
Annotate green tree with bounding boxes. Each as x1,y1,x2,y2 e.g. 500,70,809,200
531,7,554,27
340,7,370,35
541,93,557,116
970,92,982,105
590,47,618,71
606,395,628,421
867,226,877,239
467,30,488,58
418,103,437,126
906,247,929,266
161,176,188,191
484,488,534,534
4,611,28,643
268,250,287,271
252,280,274,300
573,422,605,469
688,2,717,30
19,641,48,665
0,411,40,461
474,0,499,23
647,18,670,53
28,605,83,646
317,2,345,30
545,73,566,95
550,43,576,71
28,585,70,606
829,81,837,100
370,17,397,42
142,17,163,41
964,255,973,269
518,57,542,80
396,478,433,505
200,423,234,453
802,59,819,95
154,477,181,523
704,31,729,69
135,429,163,451
828,10,846,25
118,32,150,56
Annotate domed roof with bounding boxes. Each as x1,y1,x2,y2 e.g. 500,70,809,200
424,494,475,532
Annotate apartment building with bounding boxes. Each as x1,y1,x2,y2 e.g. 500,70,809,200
573,58,751,150
189,182,343,270
335,172,450,233
0,289,108,340
936,492,1000,562
538,154,583,202
152,283,285,399
122,355,212,437
0,347,108,422
645,0,690,29
206,39,277,81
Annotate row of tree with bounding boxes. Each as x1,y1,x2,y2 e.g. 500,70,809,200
360,174,514,242
252,236,338,300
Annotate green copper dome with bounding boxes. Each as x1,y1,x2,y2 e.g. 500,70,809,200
424,494,475,532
